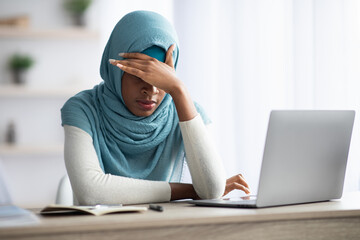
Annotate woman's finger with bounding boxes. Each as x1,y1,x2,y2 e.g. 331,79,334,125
231,182,251,194
227,174,250,189
116,63,145,79
224,182,251,196
237,174,250,189
165,44,175,68
118,52,153,60
110,59,140,67
111,59,155,75
116,59,148,70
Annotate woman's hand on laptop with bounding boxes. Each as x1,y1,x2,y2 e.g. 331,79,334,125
223,174,251,196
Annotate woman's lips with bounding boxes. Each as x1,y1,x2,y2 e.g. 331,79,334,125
137,100,156,111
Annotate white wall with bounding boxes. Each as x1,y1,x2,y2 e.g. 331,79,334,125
0,0,101,208
173,0,360,197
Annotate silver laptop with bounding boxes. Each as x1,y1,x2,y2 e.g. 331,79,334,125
191,110,355,208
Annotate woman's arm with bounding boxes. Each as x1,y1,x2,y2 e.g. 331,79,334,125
178,123,251,198
179,115,226,199
63,125,171,205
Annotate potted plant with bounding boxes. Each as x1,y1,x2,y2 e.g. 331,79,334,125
64,0,92,26
8,54,34,84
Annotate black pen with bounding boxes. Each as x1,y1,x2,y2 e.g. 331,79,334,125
149,204,164,212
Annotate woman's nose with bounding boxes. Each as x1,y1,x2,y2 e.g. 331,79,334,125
141,83,159,95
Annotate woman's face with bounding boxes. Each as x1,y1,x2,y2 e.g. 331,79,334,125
121,72,166,117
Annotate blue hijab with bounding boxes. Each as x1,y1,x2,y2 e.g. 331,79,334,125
61,11,210,182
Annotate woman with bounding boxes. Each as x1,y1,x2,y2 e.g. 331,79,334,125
61,10,250,205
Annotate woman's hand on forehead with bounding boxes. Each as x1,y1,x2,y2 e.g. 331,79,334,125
109,44,198,121
109,44,183,95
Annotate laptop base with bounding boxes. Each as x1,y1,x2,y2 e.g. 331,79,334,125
190,199,257,208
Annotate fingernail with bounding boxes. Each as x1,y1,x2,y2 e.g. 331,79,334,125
109,59,116,64
118,53,125,57
117,63,123,68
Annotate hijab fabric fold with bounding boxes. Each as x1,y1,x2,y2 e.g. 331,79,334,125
61,11,210,182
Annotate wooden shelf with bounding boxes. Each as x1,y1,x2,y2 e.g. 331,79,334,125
0,27,99,40
0,144,63,156
0,85,83,98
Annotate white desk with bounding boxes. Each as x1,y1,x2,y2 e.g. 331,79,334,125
1,192,360,240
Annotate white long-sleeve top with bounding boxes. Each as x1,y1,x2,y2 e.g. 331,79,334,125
64,114,226,205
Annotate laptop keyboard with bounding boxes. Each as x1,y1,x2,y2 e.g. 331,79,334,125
191,195,258,208
223,195,257,202
224,199,257,206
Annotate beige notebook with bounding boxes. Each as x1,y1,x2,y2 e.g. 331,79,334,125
40,204,147,216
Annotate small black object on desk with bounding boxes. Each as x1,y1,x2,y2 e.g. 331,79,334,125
149,204,164,212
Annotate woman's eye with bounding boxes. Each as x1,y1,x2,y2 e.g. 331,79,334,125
132,76,143,83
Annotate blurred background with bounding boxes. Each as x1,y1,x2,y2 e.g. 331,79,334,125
0,0,359,207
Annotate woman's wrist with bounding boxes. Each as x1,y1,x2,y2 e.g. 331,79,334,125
168,82,198,121
169,183,199,200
